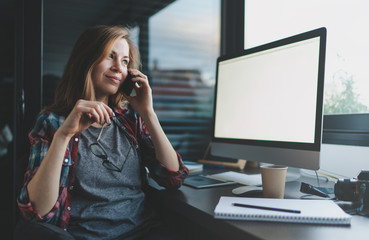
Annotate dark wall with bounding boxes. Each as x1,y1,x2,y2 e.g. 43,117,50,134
0,0,14,239
0,0,14,126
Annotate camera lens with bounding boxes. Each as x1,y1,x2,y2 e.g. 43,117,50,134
334,178,359,201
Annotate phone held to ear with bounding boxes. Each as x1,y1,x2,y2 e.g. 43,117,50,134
120,72,135,96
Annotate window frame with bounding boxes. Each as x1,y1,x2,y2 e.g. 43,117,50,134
323,114,369,147
222,0,369,147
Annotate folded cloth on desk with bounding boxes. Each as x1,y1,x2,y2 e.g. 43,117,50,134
208,171,262,186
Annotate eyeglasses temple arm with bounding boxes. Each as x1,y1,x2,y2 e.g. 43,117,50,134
96,124,106,142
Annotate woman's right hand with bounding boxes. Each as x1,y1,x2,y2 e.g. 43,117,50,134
27,99,114,216
57,99,115,138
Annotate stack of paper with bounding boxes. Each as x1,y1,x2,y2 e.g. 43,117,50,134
184,161,203,174
208,171,262,186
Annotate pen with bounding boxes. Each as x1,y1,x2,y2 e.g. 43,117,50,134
232,203,301,214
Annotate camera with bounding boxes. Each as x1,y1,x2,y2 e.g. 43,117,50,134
334,170,369,216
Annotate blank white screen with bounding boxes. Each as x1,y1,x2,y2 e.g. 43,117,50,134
214,37,320,143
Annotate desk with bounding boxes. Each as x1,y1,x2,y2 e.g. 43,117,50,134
147,170,368,240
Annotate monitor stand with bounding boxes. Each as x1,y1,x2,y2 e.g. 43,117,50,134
286,167,301,182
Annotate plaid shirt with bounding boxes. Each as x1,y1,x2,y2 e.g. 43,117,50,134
18,106,188,230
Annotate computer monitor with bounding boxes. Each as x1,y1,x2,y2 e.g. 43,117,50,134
211,28,326,170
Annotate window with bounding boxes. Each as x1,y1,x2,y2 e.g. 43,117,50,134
149,0,220,160
244,0,369,147
245,0,369,114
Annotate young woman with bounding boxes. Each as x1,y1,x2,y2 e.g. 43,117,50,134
17,25,188,240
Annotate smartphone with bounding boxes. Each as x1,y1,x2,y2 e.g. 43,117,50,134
120,72,135,96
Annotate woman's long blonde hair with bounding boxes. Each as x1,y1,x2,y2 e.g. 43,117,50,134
44,25,141,116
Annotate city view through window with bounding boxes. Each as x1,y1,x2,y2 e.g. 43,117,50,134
149,0,220,160
245,0,369,114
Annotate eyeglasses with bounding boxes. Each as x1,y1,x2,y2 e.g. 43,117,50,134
89,123,131,172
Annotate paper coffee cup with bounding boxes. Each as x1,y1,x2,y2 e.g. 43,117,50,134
261,165,288,198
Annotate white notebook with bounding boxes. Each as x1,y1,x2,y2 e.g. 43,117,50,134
214,196,351,225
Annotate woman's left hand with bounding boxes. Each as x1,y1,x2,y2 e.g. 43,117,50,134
123,69,154,117
124,70,179,171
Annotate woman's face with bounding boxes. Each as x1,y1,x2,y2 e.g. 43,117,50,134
91,38,130,102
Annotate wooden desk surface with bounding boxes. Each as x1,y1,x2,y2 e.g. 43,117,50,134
147,171,368,240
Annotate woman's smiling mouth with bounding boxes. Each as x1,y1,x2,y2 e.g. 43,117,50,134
106,75,121,84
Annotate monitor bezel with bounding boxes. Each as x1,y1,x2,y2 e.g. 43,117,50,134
212,27,327,152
